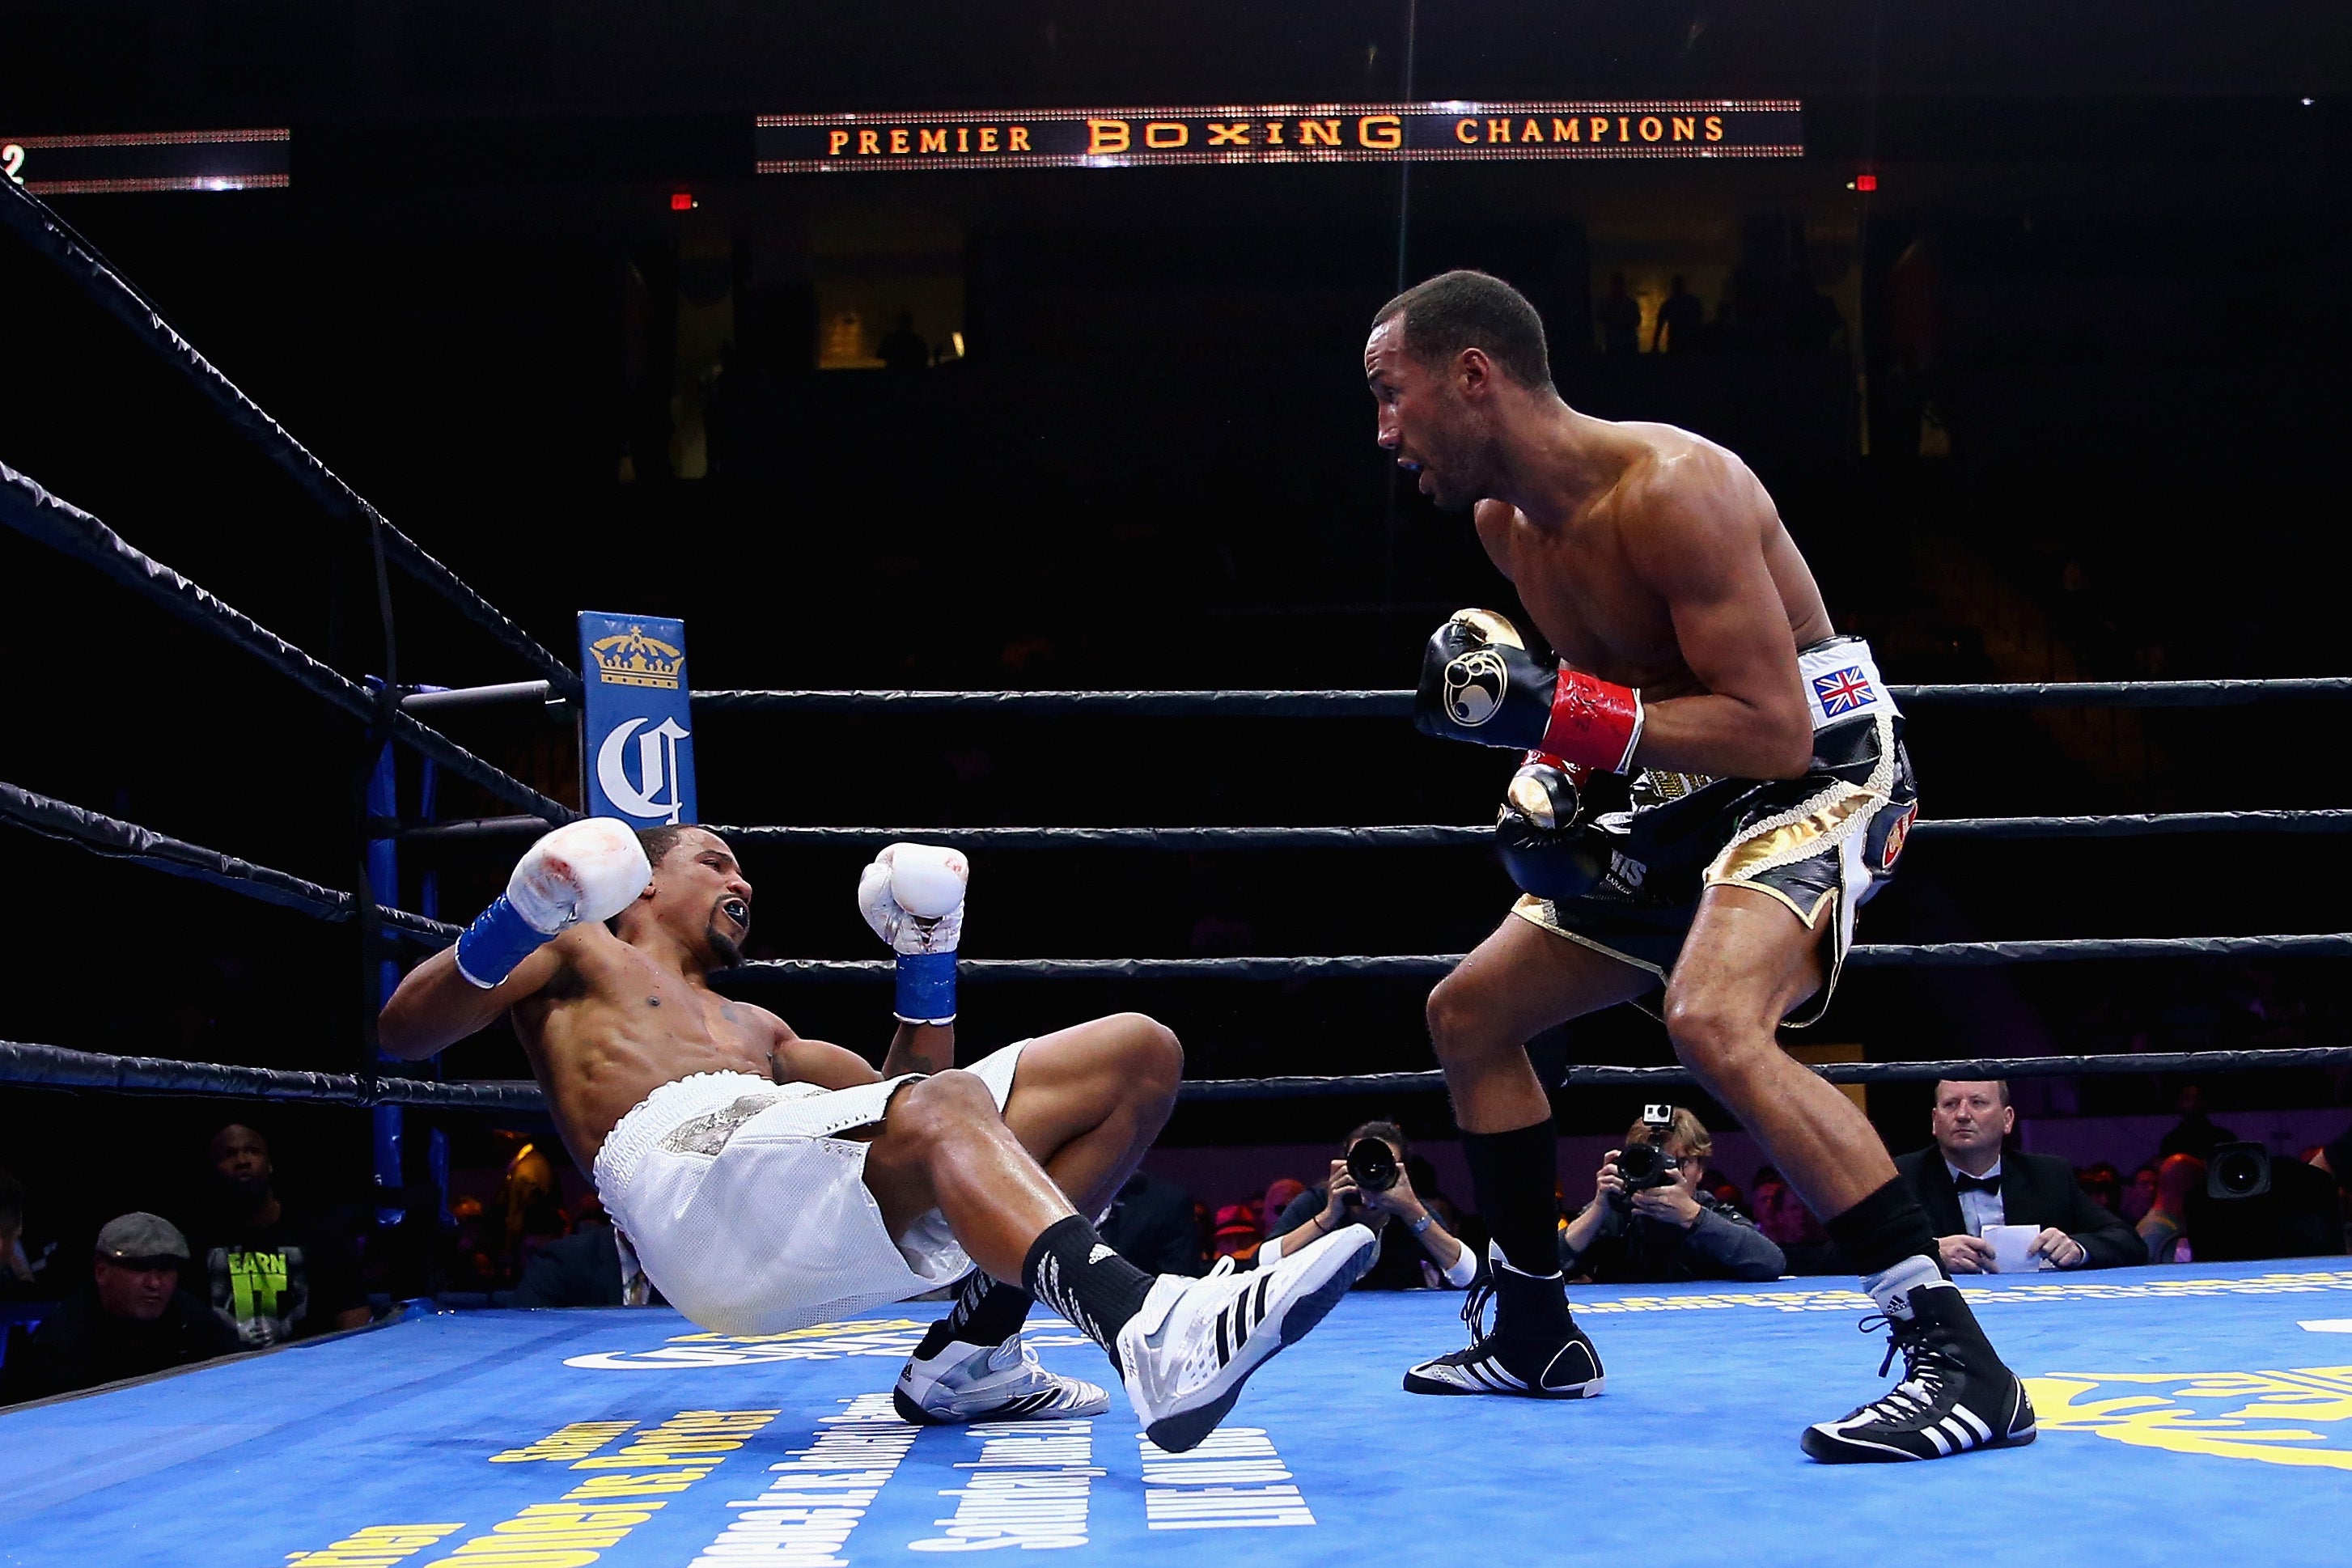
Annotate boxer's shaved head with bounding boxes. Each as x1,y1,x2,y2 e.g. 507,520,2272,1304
1373,270,1553,393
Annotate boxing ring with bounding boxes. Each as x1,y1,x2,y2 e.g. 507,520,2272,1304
11,1266,2352,1568
7,175,2352,1565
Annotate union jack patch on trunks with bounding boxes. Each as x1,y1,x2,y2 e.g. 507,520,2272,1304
1812,666,1876,716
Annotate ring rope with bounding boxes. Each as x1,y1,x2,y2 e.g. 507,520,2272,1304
0,778,457,944
731,933,2352,984
8,1039,2346,1112
702,810,2352,853
693,678,2352,718
0,1040,539,1110
0,460,574,826
0,180,579,697
1182,1046,2352,1101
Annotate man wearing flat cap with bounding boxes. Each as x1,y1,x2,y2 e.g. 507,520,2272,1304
0,1213,241,1405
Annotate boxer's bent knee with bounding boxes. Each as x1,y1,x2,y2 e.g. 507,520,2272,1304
1107,1013,1184,1093
1662,982,1778,1084
1426,968,1517,1070
887,1070,1002,1151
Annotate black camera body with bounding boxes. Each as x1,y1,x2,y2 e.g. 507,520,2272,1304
1614,1140,1683,1196
1345,1137,1401,1195
1600,1105,1682,1233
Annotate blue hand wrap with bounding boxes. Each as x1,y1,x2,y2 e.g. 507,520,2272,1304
894,950,958,1023
454,895,550,990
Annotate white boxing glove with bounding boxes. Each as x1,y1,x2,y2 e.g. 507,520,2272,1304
455,817,651,989
857,842,967,1023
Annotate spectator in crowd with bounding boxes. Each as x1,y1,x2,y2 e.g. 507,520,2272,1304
2314,1122,2352,1184
511,1206,664,1309
1263,1178,1307,1227
1750,1165,1840,1274
1210,1201,1264,1267
1651,275,1707,353
0,1168,44,1302
490,1141,570,1285
2139,1154,2205,1264
1558,1108,1783,1283
1596,272,1642,355
2078,1162,2123,1215
878,311,931,372
1,1214,239,1404
1096,1168,1205,1277
192,1125,371,1346
2158,1084,2237,1163
2121,1163,2161,1226
1896,1081,2142,1271
1265,1121,1477,1290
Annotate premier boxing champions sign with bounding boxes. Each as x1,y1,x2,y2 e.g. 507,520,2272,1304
756,99,1802,173
578,611,699,827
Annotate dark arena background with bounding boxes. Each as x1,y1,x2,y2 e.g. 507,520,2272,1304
4,5,2352,1565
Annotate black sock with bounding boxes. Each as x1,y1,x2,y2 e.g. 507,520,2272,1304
1022,1215,1155,1354
1462,1119,1563,1279
915,1269,1034,1358
1823,1176,1942,1278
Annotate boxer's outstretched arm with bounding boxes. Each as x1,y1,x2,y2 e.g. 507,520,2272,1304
379,938,570,1061
1625,463,1814,779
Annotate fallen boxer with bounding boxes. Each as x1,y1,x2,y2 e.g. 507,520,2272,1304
379,823,1373,1451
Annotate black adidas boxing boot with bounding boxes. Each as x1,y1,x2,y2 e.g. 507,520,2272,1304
1403,1244,1604,1399
1802,1282,2036,1462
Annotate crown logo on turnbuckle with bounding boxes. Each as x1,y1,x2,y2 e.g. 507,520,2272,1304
590,627,685,689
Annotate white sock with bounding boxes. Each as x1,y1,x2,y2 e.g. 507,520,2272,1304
1860,1253,1948,1318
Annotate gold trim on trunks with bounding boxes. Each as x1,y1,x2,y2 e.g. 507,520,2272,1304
1716,879,1837,931
1510,895,1668,978
1705,785,1877,886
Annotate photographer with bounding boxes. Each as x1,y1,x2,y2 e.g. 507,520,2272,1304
1559,1108,1784,1284
1265,1121,1479,1290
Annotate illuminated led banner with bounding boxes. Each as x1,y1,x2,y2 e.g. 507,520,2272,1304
756,100,1801,173
0,129,289,195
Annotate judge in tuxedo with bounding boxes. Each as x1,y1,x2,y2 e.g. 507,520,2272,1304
1894,1080,2143,1273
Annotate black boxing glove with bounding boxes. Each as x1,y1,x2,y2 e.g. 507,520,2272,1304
1494,752,1612,901
1413,609,1645,773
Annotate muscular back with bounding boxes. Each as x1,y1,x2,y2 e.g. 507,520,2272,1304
1475,422,1834,705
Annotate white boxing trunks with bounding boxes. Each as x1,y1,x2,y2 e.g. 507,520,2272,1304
591,1040,1030,1336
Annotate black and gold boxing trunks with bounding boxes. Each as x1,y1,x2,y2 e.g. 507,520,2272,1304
1510,634,1916,1027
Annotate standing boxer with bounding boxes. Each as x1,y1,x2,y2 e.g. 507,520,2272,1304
1369,270,2030,1462
379,822,1372,1452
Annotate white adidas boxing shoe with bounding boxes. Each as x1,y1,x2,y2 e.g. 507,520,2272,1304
892,1333,1112,1425
1117,1222,1378,1454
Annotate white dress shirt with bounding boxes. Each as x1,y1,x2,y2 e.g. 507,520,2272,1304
1947,1158,2006,1238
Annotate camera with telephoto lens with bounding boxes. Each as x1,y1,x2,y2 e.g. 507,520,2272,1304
1608,1104,1683,1215
1345,1137,1401,1197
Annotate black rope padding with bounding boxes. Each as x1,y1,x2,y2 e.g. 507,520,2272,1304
709,824,1491,850
694,679,2352,718
0,180,579,698
1,778,457,944
0,1040,541,1110
1180,1046,2352,1100
7,1040,2345,1110
0,460,576,826
697,689,1413,717
704,810,2352,853
1893,679,2352,707
731,933,2352,984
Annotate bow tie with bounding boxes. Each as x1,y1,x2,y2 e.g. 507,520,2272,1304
1953,1172,2002,1195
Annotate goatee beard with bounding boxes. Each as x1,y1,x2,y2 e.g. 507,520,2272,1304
707,922,745,967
